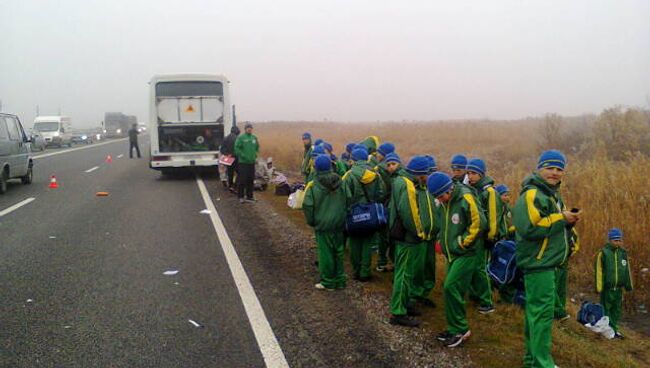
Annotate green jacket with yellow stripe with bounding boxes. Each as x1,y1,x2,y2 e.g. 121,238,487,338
595,243,633,292
342,161,385,210
513,173,571,274
469,175,506,243
436,184,485,260
301,145,313,178
417,179,439,242
302,171,347,232
388,172,425,244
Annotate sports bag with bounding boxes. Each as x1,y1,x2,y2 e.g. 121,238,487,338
345,181,387,236
577,301,605,326
487,240,518,285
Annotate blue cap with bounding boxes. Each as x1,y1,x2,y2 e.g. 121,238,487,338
495,184,510,195
345,143,356,153
537,150,566,170
608,228,623,241
451,154,467,170
427,172,454,197
311,145,326,157
323,142,333,153
351,147,369,161
314,155,332,172
384,152,401,164
406,155,430,176
377,142,395,157
466,158,486,176
302,132,312,140
424,155,437,174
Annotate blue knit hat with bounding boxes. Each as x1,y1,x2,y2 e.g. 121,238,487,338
377,142,395,157
424,155,437,174
345,143,356,153
302,132,312,140
466,158,486,176
450,154,468,170
311,145,325,157
351,147,369,161
341,152,350,161
495,184,510,195
608,228,623,241
427,172,454,197
314,155,332,172
406,155,430,176
384,152,401,164
314,138,324,146
537,150,567,170
323,142,333,153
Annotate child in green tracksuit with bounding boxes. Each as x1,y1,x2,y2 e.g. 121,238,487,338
595,228,633,339
303,155,348,291
428,172,486,348
343,147,385,281
300,132,313,180
513,150,581,368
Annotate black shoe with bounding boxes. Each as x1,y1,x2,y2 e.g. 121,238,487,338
419,298,437,308
436,330,453,342
389,315,421,327
407,307,422,317
478,305,495,314
445,330,471,348
614,332,624,339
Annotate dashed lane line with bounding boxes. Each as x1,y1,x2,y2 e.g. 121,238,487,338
84,166,100,173
32,138,128,160
0,197,36,217
196,177,289,368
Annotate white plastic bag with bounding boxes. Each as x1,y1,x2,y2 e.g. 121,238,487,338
287,189,305,209
585,316,615,339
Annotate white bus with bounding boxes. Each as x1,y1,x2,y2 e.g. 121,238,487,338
33,116,73,147
148,74,233,174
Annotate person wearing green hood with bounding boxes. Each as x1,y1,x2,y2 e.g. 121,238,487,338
465,158,500,314
513,150,581,368
359,135,381,166
343,147,385,281
595,228,633,339
428,172,485,348
303,155,348,291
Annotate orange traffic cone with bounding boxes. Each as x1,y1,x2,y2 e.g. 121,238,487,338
49,175,59,189
105,155,113,163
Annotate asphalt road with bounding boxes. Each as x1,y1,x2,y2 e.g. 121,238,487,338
0,138,270,367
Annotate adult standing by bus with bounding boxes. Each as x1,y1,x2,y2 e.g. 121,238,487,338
221,126,240,192
234,122,259,203
128,123,141,159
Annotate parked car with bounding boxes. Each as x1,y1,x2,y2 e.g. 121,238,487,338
0,113,33,193
30,130,47,151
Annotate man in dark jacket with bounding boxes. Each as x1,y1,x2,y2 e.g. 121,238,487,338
128,123,141,158
221,126,240,191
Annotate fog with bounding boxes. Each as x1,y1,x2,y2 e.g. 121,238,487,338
1,0,648,128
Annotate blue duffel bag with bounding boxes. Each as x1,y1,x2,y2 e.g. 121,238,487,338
487,240,518,285
577,301,604,326
345,202,388,236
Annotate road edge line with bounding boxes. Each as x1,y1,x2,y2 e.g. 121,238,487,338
196,177,289,368
33,138,129,160
0,197,36,217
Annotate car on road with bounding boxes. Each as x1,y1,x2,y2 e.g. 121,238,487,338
0,113,33,193
29,130,47,151
71,129,95,145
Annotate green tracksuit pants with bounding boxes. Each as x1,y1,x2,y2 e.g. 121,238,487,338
349,233,374,278
469,243,493,307
444,255,476,335
412,241,436,301
523,270,556,368
390,242,419,316
316,231,346,289
554,265,568,318
601,288,623,332
377,229,390,268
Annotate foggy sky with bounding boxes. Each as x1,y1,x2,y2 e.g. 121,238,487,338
1,0,649,128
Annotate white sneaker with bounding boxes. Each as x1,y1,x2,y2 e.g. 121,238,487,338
314,283,334,291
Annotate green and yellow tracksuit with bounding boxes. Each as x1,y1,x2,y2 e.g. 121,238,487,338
555,228,579,318
513,173,572,368
411,180,439,302
233,133,259,164
303,171,348,289
375,162,400,268
388,172,425,316
343,161,386,279
360,135,380,154
438,184,485,335
595,243,633,332
468,176,502,307
334,158,348,177
301,145,313,180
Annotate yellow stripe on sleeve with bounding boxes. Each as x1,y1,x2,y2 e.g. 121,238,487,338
462,193,481,247
596,252,604,293
525,189,564,228
403,177,424,239
487,187,498,240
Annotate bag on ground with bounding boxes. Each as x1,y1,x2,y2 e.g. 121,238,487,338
487,240,518,285
287,189,305,209
275,182,291,196
577,301,605,326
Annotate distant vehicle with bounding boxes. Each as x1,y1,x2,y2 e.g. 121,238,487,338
104,112,130,138
33,116,73,148
0,113,33,193
29,130,46,151
137,123,147,132
71,129,95,144
149,74,233,174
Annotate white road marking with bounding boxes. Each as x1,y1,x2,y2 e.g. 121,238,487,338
84,166,100,173
117,154,124,158
196,178,288,368
0,197,36,217
32,138,128,160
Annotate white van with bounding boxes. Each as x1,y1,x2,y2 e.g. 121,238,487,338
33,116,73,147
148,74,233,174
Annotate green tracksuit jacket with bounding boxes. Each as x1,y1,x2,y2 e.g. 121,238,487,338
437,184,486,261
359,136,380,154
301,145,313,178
302,172,346,232
342,161,385,208
234,133,259,164
470,175,506,242
595,244,633,292
388,172,424,244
